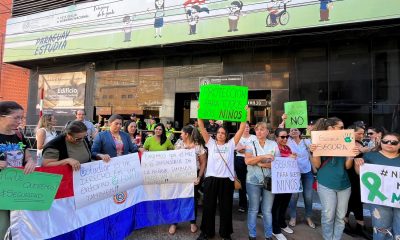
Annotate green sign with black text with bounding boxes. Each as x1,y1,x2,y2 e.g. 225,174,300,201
199,85,248,122
0,168,62,210
284,100,308,128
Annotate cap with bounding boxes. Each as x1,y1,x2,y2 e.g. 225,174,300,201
131,113,136,117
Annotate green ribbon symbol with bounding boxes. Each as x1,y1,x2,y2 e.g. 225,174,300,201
361,172,387,202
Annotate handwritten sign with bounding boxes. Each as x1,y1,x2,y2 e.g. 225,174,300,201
141,149,197,185
360,164,400,208
271,157,302,194
73,153,143,209
284,101,308,128
311,130,355,157
199,84,248,122
0,168,62,210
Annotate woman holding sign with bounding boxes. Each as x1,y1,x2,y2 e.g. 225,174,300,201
91,114,138,161
271,128,297,240
0,101,36,239
168,125,207,235
309,117,359,240
196,113,246,240
244,121,278,240
43,121,91,170
355,132,400,240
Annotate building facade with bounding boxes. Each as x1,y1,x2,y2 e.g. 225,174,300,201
3,0,400,131
0,0,29,110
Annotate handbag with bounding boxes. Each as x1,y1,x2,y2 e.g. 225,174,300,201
313,157,333,191
216,143,242,190
252,141,272,191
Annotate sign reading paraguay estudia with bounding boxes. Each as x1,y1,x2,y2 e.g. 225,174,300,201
4,0,400,62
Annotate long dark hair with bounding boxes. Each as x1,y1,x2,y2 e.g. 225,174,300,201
216,126,230,143
314,117,343,130
155,123,167,145
182,125,205,146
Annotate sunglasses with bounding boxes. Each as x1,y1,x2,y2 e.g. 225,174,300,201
69,135,84,142
279,136,289,139
381,139,399,146
367,132,374,135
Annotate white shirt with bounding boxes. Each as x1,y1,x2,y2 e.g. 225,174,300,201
236,134,257,157
287,138,312,173
205,138,236,181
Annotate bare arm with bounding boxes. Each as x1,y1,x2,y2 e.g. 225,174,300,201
36,128,46,150
23,148,36,174
354,158,365,175
43,158,81,171
195,153,207,185
197,118,210,144
233,121,246,145
309,144,321,169
278,113,287,128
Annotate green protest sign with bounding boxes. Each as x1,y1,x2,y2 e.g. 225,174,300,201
199,85,248,122
0,168,62,210
284,101,308,128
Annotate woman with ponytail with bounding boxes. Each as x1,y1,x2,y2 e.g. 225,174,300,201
309,117,360,240
168,125,207,235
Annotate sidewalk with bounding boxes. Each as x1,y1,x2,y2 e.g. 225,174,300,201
126,195,369,240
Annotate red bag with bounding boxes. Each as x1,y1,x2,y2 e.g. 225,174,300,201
312,178,318,191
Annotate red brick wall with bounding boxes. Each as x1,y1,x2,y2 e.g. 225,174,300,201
0,0,30,111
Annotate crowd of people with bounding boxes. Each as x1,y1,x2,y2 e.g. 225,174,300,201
0,100,399,240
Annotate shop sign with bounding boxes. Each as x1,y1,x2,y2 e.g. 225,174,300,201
199,75,243,86
248,99,268,107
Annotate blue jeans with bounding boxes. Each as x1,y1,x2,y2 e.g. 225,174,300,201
318,184,351,240
289,171,314,219
247,183,274,238
370,204,400,240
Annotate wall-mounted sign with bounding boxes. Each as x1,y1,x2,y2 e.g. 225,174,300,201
199,75,243,86
5,0,400,62
37,72,86,115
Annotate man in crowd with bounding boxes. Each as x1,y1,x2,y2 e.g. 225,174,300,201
75,109,97,142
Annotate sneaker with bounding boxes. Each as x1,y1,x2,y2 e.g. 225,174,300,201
238,207,246,213
197,232,208,240
249,237,256,240
257,212,263,218
272,233,287,240
281,226,294,234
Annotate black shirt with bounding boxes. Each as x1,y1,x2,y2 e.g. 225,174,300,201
0,133,28,167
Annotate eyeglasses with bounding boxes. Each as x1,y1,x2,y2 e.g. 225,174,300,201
1,115,25,121
279,136,289,139
367,132,374,135
381,139,399,146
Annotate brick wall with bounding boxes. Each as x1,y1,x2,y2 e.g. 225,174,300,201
0,0,30,111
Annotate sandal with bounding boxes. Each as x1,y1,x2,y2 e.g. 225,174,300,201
288,218,296,227
191,223,198,233
168,224,177,235
306,218,316,229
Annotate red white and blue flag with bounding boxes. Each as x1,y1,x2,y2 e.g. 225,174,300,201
10,166,194,240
